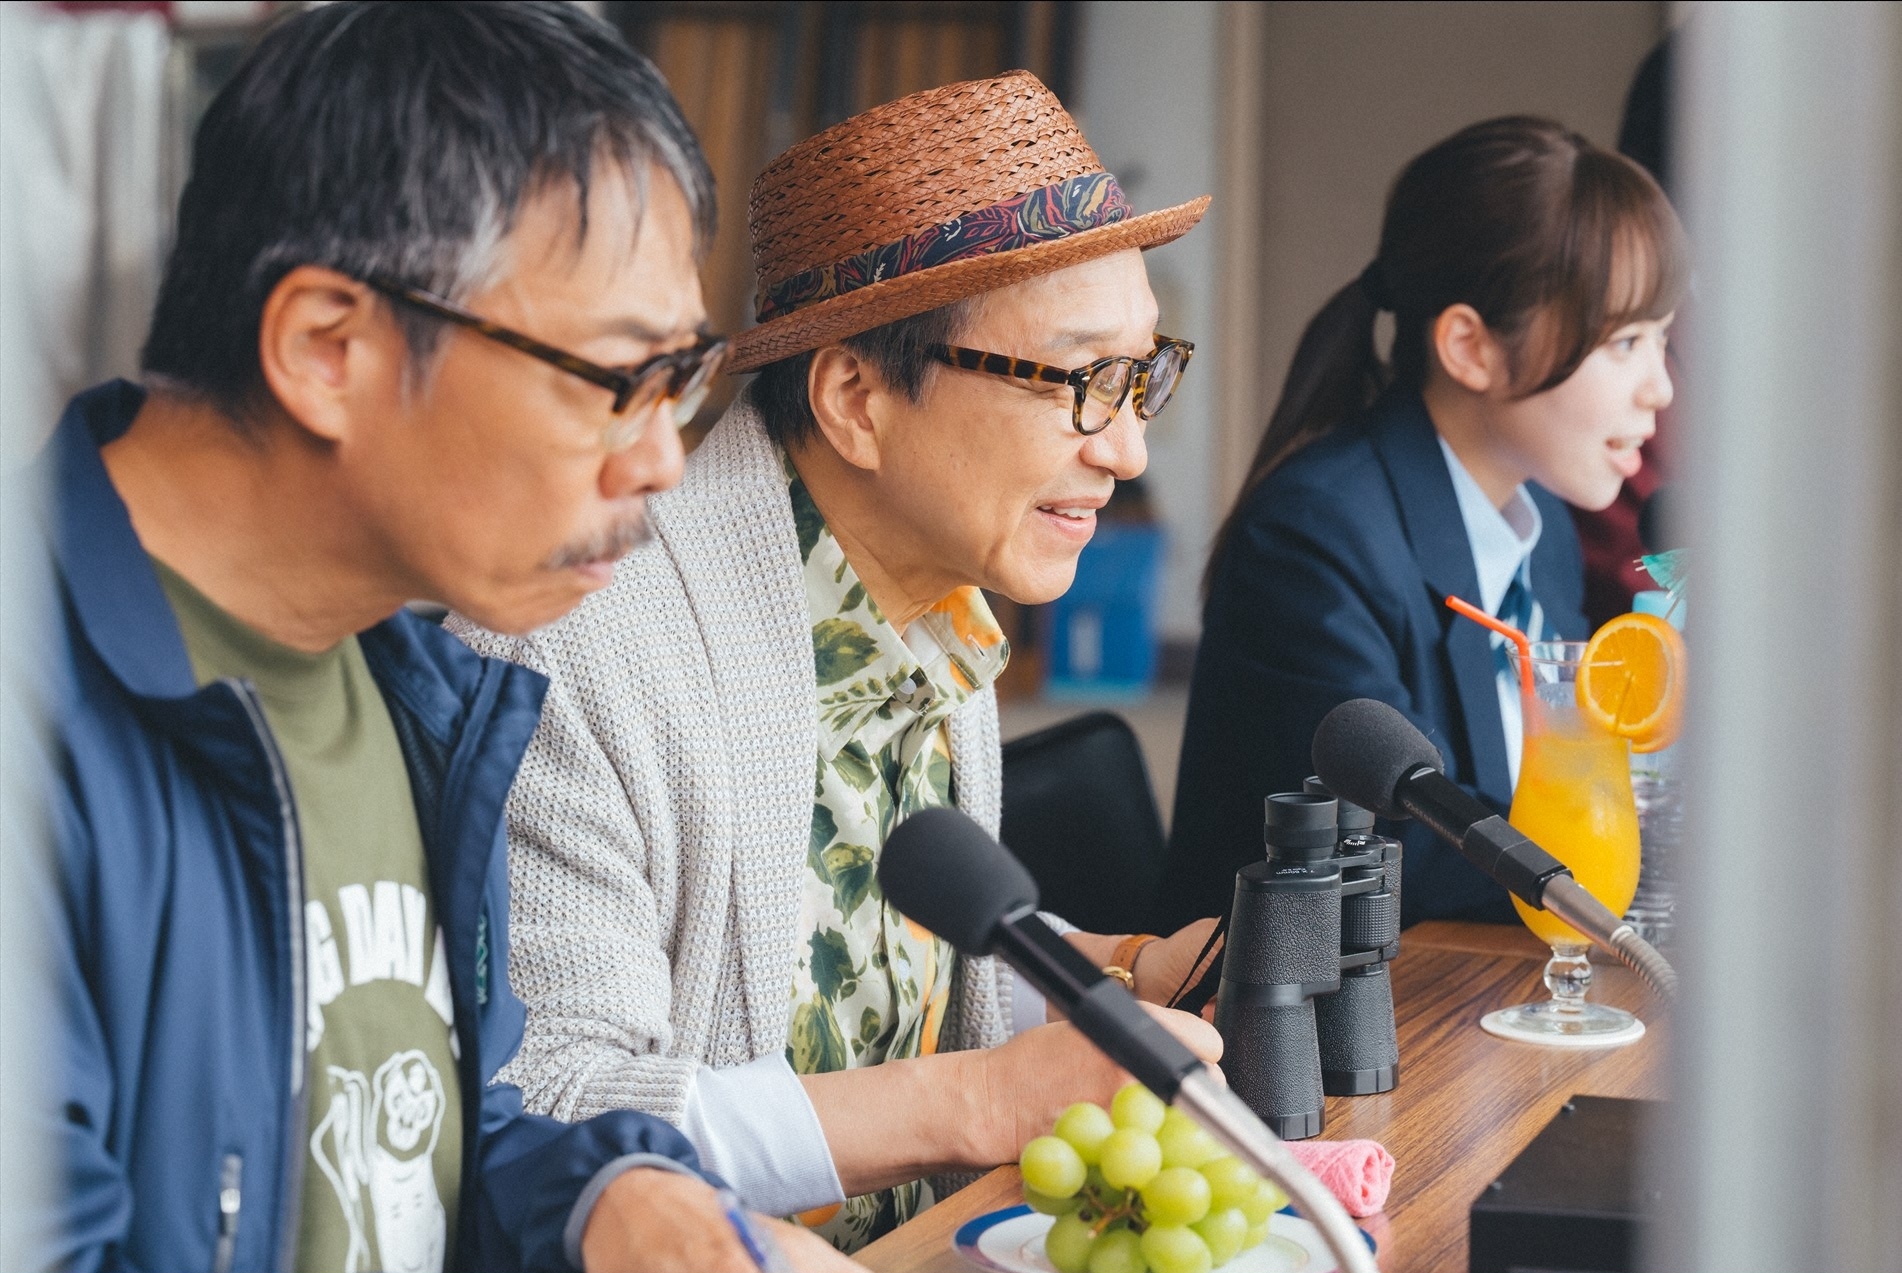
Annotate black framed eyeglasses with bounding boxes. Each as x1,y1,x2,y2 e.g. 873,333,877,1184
364,275,730,451
927,334,1195,435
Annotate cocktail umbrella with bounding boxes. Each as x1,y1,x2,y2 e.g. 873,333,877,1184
1639,549,1688,624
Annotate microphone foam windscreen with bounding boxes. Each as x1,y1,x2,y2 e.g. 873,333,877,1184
877,806,1040,956
1310,699,1446,820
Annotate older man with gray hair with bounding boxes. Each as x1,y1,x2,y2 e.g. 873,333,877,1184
451,73,1221,1252
21,4,865,1271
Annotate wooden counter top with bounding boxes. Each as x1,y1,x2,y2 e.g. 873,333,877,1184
858,921,1669,1273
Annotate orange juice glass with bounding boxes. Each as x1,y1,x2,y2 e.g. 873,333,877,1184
1481,642,1646,1046
1509,717,1641,946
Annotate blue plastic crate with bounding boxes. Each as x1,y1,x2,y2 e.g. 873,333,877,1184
1045,524,1164,698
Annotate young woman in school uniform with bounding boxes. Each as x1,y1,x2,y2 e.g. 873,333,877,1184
1158,116,1686,932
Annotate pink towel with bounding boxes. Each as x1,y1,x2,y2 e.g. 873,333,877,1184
1287,1138,1395,1217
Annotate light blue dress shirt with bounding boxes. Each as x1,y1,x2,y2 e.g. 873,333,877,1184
1438,436,1545,789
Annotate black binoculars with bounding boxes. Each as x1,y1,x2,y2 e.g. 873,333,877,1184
1213,781,1402,1139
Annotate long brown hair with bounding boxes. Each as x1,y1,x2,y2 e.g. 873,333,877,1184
1206,116,1687,592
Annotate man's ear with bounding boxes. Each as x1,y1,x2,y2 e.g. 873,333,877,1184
256,266,402,444
1430,303,1506,395
805,344,887,473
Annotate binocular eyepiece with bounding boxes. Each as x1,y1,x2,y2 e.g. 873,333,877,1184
1213,781,1403,1139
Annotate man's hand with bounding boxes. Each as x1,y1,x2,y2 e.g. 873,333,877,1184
1064,918,1225,1019
580,1167,868,1272
973,1005,1223,1168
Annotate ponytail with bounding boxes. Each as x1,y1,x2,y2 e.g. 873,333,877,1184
1203,115,1687,598
1202,267,1389,596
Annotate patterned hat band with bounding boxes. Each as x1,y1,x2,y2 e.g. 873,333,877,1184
756,171,1132,323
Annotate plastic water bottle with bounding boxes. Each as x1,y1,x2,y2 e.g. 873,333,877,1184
1624,591,1684,948
1626,744,1681,948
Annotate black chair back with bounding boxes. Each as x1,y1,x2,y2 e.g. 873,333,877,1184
998,711,1167,935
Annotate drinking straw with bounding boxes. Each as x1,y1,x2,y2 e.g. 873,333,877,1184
1445,594,1535,700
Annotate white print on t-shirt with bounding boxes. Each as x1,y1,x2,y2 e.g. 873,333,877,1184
310,1050,448,1273
306,882,456,1052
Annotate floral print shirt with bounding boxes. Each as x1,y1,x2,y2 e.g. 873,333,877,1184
782,457,1010,1251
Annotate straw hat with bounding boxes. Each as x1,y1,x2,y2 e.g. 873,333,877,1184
728,71,1210,373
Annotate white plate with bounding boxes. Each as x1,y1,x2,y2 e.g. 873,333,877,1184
952,1204,1376,1273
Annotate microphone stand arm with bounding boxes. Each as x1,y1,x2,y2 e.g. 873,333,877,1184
1539,875,1678,1000
1174,1070,1379,1273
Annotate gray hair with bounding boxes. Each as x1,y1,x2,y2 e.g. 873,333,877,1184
143,1,714,419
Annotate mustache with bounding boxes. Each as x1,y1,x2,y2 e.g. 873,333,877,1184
545,513,652,571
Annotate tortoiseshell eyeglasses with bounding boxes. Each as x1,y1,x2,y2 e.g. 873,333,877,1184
927,334,1195,435
365,275,730,451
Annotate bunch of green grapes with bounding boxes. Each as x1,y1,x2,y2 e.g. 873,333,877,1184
1019,1083,1290,1273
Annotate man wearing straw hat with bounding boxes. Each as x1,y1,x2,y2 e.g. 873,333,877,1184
451,72,1221,1250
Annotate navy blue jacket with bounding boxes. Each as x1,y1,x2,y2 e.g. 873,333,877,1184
1158,390,1587,931
21,382,704,1272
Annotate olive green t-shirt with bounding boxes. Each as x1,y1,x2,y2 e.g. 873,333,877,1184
154,561,463,1273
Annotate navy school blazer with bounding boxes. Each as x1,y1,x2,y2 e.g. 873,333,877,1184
1155,389,1587,932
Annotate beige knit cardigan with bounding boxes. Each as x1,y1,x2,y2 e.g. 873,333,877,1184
447,399,1016,1128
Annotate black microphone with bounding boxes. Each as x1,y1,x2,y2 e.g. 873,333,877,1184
1310,698,1568,907
1311,699,1676,998
877,806,1203,1100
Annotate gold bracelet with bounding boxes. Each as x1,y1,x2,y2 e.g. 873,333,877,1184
1102,933,1160,994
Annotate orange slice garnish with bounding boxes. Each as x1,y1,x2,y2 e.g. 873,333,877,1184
1577,612,1686,753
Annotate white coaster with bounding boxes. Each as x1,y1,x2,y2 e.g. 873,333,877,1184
1480,1008,1646,1048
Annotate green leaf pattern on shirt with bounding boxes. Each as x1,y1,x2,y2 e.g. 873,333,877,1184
813,618,881,685
780,455,1010,1254
788,998,848,1077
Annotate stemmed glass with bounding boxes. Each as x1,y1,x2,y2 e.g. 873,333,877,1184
1480,641,1646,1046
